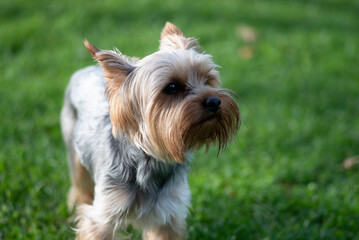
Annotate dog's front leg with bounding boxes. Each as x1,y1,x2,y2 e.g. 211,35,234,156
75,184,133,240
76,205,113,240
143,219,186,240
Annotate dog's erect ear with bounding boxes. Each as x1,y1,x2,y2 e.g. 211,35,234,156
161,22,184,39
159,22,200,51
84,39,138,137
84,39,135,88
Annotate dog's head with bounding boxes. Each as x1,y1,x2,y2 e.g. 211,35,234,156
85,22,240,163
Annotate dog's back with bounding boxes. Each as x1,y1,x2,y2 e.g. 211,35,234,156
60,65,109,208
65,66,108,120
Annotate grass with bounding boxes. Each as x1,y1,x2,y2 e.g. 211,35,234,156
1,0,359,239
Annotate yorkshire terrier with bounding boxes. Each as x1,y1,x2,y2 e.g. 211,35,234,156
60,22,240,240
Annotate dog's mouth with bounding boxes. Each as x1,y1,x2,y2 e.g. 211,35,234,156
208,112,221,120
185,112,224,143
179,94,240,154
197,112,220,125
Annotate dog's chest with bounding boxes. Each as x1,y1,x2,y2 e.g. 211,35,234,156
126,159,191,228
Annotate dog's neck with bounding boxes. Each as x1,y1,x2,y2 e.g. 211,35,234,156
109,129,189,193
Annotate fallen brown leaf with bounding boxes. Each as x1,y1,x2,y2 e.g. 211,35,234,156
236,24,257,43
238,46,254,59
343,155,359,169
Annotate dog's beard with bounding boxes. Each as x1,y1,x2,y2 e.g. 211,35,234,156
145,89,240,163
180,90,240,153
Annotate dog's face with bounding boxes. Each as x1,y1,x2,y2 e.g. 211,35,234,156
85,22,240,163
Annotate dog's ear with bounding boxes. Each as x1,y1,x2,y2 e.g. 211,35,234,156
84,39,135,88
161,22,184,39
159,22,200,51
84,40,138,137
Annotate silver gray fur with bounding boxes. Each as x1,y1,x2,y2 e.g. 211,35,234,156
62,65,190,231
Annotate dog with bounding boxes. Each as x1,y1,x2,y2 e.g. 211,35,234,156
60,22,240,240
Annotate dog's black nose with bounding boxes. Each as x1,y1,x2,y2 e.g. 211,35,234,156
203,96,221,112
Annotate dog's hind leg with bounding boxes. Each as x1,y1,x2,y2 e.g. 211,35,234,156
61,98,94,211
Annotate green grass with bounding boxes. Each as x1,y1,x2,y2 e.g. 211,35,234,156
1,0,359,239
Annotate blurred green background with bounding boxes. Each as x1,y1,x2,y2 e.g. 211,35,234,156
1,0,359,239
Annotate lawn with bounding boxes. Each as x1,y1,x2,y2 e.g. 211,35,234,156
1,0,359,239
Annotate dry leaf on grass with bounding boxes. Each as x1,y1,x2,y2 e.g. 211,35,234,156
343,155,359,169
238,46,254,59
236,24,257,43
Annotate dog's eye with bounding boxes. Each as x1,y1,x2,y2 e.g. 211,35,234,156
163,82,184,95
204,76,215,86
